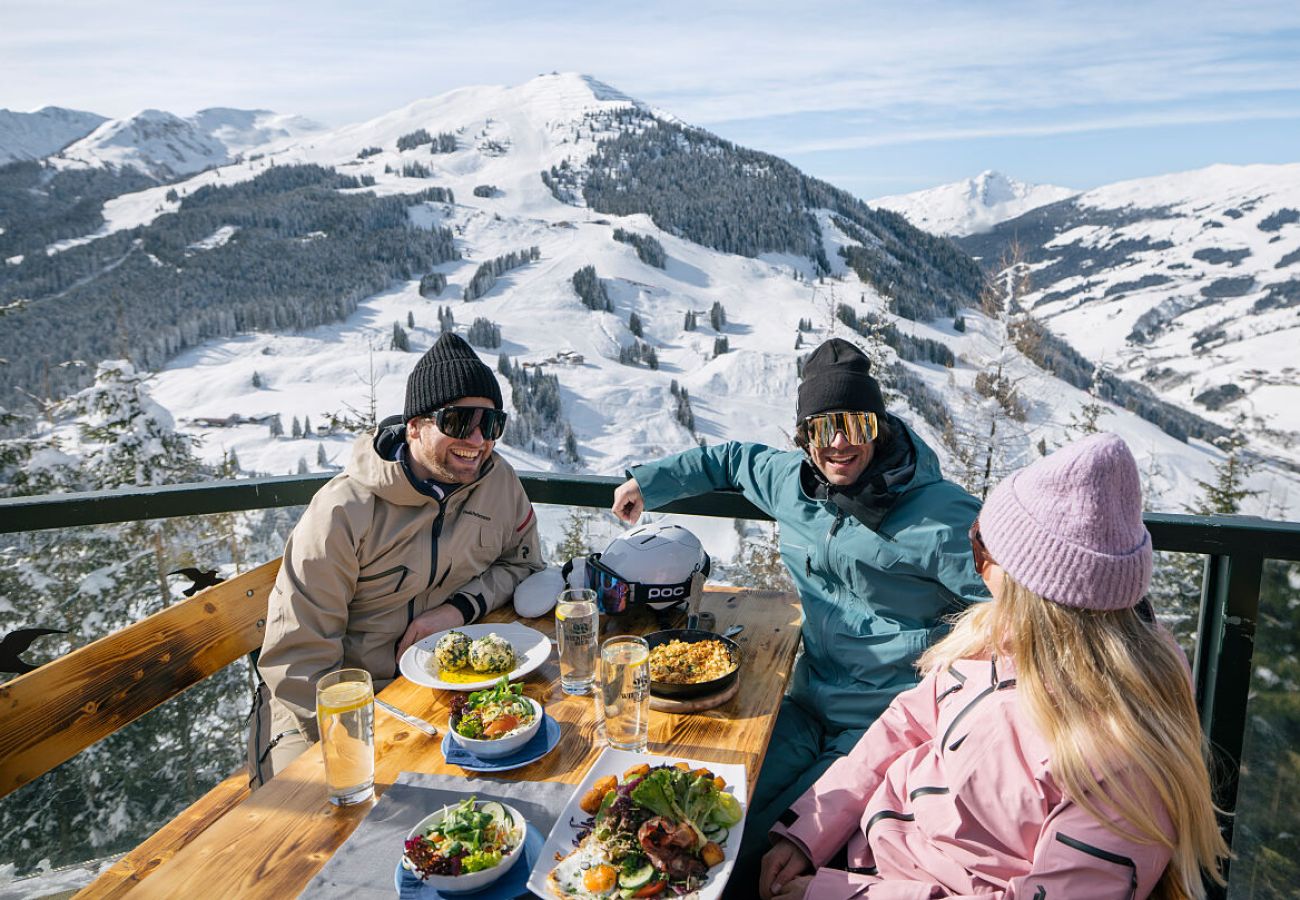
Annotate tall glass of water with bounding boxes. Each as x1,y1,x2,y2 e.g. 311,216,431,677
600,635,650,753
556,589,598,695
315,668,375,806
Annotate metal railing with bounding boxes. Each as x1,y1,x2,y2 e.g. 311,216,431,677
3,472,1300,897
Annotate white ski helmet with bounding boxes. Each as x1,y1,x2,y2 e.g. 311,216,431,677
591,522,711,612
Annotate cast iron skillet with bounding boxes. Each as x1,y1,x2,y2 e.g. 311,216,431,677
643,628,742,700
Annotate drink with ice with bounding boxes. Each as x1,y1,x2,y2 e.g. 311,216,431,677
556,589,599,695
600,635,650,752
316,668,375,806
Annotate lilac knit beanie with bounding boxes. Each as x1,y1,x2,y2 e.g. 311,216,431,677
978,433,1152,610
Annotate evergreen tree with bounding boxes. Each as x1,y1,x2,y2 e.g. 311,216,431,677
713,336,729,357
683,310,697,331
629,312,643,337
563,426,580,465
407,311,415,328
391,322,410,352
225,448,241,473
297,456,309,474
303,415,312,436
467,317,502,348
268,413,283,438
709,301,726,331
291,416,302,438
316,443,328,467
251,371,263,389
555,508,592,563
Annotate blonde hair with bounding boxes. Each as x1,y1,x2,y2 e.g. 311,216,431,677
919,576,1228,899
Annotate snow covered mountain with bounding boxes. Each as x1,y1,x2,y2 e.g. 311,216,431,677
959,163,1300,464
5,74,1296,559
52,107,324,180
873,170,1077,237
0,106,107,163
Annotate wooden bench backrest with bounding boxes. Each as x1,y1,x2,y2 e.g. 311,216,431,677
0,558,279,800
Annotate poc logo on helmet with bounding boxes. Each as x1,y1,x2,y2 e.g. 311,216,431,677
646,586,687,600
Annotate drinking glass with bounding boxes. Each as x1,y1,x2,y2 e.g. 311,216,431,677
599,635,651,752
315,668,375,806
556,589,599,695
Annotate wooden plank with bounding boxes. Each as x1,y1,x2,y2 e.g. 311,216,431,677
0,559,279,799
86,587,802,897
76,771,252,900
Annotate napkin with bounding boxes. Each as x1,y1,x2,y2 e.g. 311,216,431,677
300,771,573,900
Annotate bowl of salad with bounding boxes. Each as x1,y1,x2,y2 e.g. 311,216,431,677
402,796,526,894
448,677,543,759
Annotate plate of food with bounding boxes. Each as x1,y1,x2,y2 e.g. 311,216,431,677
644,629,741,699
399,623,551,691
400,796,532,896
525,748,746,899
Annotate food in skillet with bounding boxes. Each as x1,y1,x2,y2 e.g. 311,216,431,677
647,639,736,685
547,762,743,898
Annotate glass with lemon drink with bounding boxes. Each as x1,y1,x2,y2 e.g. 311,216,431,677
315,668,375,806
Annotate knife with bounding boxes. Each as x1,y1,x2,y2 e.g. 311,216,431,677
375,698,439,736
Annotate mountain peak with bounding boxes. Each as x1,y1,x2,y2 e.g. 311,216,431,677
0,106,108,163
873,171,1077,236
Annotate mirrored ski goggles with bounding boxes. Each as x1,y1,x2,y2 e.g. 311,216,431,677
430,406,508,441
798,410,878,448
563,553,709,615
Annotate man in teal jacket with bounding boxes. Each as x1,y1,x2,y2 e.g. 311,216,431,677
611,339,987,889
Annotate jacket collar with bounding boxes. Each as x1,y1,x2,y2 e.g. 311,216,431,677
799,414,929,531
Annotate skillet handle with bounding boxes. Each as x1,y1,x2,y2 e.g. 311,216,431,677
685,571,705,630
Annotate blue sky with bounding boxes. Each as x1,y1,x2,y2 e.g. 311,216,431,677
3,0,1298,197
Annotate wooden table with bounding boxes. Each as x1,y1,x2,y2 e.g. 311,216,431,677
78,587,801,898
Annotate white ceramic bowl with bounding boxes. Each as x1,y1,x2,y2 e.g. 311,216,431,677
449,697,544,759
403,800,526,894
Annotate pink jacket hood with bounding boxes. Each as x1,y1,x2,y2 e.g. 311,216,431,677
771,656,1174,899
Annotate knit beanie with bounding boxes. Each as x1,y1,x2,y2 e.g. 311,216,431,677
797,338,886,421
979,432,1152,610
403,332,502,421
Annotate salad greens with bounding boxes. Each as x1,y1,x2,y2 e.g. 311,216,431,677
630,768,743,846
450,676,534,740
403,796,518,879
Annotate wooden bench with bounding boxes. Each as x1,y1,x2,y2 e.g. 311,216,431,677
0,559,278,801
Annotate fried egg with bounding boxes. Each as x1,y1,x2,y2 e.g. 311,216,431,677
546,841,619,899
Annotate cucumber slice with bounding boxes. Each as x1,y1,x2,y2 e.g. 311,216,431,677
702,825,729,844
479,801,512,827
619,862,656,889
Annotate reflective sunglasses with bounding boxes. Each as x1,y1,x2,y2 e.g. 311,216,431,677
430,406,507,441
969,520,993,575
799,410,878,448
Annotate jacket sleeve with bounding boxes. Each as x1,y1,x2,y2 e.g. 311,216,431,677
452,492,544,620
770,670,944,868
631,442,790,516
257,496,362,737
927,486,989,609
801,789,1173,899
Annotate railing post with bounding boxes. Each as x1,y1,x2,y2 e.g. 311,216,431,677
1193,550,1264,896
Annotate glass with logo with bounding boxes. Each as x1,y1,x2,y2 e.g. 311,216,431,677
315,668,375,806
556,588,599,695
599,634,651,753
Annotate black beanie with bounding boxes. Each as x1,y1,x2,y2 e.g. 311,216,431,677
797,338,886,421
403,333,503,420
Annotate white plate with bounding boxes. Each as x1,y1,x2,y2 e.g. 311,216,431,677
398,623,551,691
525,747,748,900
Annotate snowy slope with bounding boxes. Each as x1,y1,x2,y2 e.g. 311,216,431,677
959,163,1300,457
122,73,1297,553
52,107,324,180
0,106,106,163
873,170,1077,237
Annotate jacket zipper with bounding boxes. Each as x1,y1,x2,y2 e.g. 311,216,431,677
392,498,447,674
817,508,846,663
940,675,1017,751
356,565,409,591
1054,832,1139,900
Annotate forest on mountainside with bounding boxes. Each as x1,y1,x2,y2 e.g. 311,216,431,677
0,164,458,410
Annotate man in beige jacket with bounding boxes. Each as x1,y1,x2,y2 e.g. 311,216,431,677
249,333,543,783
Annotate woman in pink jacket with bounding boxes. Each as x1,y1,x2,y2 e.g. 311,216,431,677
759,433,1228,899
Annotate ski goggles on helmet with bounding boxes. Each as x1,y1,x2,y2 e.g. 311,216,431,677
430,406,508,441
562,553,711,615
798,410,878,448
